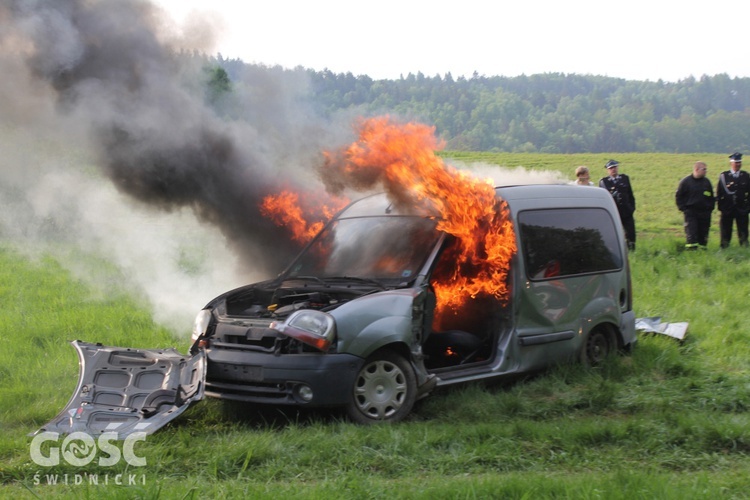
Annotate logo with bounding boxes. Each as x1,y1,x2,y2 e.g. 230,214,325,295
30,431,147,467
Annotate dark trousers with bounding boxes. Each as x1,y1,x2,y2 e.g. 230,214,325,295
619,211,636,250
719,210,749,247
684,209,712,248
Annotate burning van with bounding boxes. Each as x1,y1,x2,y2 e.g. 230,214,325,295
189,184,635,424
35,184,636,435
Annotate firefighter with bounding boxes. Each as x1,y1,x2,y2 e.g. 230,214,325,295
599,159,636,250
717,152,750,248
676,161,715,250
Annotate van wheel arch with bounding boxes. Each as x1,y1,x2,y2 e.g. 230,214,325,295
580,325,618,366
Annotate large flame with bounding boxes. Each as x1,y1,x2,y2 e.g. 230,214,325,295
261,116,517,319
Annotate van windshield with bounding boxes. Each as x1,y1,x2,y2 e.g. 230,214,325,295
286,217,441,282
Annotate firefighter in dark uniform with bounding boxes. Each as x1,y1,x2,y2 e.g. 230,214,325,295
599,159,636,250
676,161,715,250
717,152,750,248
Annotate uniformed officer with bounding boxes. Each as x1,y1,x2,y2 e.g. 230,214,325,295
717,152,750,248
599,159,636,250
676,161,715,250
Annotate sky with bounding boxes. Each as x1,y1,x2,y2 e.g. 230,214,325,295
154,0,750,82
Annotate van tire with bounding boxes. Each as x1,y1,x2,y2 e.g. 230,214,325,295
346,350,417,424
580,328,612,366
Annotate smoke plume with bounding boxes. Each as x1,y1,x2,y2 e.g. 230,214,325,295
0,0,353,331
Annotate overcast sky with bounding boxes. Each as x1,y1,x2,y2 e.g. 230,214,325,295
154,0,750,82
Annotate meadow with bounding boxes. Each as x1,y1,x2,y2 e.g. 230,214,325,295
1,152,749,498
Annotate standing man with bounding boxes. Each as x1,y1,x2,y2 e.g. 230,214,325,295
717,152,750,248
599,159,636,250
676,161,715,250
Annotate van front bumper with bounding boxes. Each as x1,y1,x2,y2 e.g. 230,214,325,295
204,348,364,406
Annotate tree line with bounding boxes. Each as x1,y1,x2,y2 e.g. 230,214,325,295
211,55,750,154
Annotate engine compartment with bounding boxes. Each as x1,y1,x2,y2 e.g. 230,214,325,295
224,280,378,319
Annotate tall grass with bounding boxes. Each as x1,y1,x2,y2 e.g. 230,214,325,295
2,153,750,498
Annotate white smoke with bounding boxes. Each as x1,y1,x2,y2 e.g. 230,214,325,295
451,160,569,186
0,98,254,333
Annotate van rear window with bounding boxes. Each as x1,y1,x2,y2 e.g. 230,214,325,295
518,208,623,280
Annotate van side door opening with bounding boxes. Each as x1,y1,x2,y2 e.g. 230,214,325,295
422,237,510,371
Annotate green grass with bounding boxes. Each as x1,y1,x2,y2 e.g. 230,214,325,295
2,152,750,498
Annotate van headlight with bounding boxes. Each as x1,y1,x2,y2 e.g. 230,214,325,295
191,309,212,342
271,310,336,351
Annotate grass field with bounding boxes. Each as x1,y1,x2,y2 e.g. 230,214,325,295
2,152,750,498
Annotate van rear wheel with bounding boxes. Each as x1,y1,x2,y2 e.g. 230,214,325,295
346,350,416,424
581,329,612,365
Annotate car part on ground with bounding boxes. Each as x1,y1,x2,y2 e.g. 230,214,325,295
32,341,205,438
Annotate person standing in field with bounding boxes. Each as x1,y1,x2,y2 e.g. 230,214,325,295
717,152,750,248
676,161,715,250
599,159,636,250
572,166,594,185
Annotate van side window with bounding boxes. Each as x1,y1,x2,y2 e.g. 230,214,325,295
518,208,623,280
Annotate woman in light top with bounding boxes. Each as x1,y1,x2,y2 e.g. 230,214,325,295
573,165,594,186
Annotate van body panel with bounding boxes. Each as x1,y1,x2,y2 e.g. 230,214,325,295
331,288,422,357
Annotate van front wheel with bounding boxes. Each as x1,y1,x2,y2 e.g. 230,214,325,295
346,351,417,424
581,329,612,366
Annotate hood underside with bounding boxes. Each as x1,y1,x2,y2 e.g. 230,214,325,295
32,340,205,439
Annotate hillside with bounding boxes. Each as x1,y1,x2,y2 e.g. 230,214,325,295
217,57,750,154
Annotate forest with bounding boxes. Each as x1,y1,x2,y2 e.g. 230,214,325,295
213,55,750,154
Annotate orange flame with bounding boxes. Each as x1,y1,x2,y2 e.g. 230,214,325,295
260,190,349,244
322,116,517,315
260,115,517,320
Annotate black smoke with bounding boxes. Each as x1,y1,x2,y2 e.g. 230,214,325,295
3,0,348,274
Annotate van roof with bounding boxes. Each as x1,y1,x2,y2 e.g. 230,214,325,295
338,184,614,219
496,183,607,200
496,184,616,211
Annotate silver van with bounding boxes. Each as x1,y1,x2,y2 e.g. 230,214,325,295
190,184,635,423
36,184,636,436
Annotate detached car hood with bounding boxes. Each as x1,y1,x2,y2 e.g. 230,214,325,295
33,340,205,438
